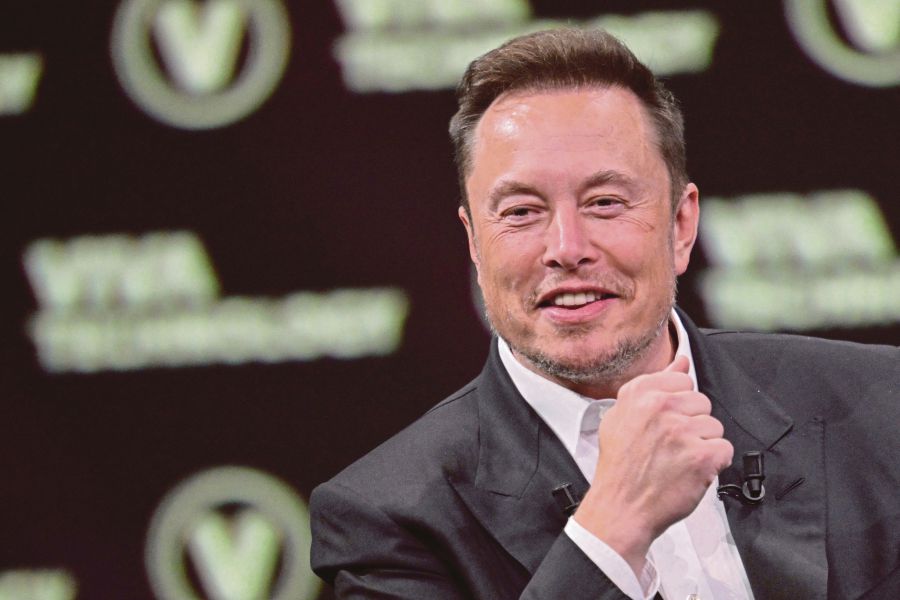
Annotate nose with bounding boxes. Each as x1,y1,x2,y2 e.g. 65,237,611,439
542,205,597,270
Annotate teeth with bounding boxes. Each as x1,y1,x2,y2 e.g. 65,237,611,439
554,293,574,306
553,291,599,306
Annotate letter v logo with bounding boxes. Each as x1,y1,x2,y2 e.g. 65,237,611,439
146,466,320,600
785,0,900,87
833,0,900,53
154,0,247,94
111,0,291,129
187,509,282,600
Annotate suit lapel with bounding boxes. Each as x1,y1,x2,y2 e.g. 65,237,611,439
684,313,829,600
449,339,589,573
451,318,830,598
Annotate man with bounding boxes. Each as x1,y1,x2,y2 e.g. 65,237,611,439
310,29,899,599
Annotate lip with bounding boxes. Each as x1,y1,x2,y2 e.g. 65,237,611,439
539,295,617,324
535,285,620,324
535,285,619,307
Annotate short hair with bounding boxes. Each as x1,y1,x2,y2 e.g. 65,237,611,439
449,28,688,213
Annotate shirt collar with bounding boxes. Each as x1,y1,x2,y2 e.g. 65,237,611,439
498,309,698,457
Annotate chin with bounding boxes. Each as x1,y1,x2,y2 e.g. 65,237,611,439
511,318,669,387
524,344,642,383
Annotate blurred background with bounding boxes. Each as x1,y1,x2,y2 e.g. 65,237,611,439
2,1,898,598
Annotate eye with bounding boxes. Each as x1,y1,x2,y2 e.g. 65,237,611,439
586,196,625,215
507,206,533,217
499,203,542,223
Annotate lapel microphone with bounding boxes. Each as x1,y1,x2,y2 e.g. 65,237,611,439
553,451,766,516
551,483,581,516
717,451,766,505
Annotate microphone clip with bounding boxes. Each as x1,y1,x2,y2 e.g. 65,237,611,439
717,451,766,505
551,483,581,516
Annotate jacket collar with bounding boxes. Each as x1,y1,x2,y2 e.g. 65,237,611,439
451,313,828,597
681,309,828,599
679,308,794,449
450,337,588,573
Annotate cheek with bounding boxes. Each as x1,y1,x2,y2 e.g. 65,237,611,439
605,236,676,298
602,235,652,276
481,239,535,289
478,260,534,318
482,261,521,295
637,250,678,298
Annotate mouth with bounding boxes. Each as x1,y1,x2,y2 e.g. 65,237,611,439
537,288,619,310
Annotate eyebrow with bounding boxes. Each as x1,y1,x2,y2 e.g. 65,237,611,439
487,181,541,212
486,169,638,212
580,170,638,194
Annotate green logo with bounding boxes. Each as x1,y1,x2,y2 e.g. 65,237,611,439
145,466,320,600
111,0,291,129
785,0,900,87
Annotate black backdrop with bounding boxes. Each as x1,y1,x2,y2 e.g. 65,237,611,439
2,1,898,598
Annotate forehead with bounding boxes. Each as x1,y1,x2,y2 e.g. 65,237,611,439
476,86,656,149
467,86,665,188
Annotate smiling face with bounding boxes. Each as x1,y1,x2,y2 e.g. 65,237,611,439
459,86,699,397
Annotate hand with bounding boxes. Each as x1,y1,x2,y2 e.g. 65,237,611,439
573,355,733,575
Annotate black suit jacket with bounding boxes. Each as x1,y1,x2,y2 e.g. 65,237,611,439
310,313,900,599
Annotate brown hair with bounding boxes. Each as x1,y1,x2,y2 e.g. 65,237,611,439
449,28,687,213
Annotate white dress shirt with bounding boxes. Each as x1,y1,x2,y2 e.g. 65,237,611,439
498,311,755,600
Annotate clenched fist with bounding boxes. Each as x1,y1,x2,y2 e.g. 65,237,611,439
573,354,733,575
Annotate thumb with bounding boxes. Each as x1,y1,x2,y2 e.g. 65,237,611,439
664,354,690,374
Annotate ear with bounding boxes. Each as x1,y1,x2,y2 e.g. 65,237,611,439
672,182,699,276
458,205,480,270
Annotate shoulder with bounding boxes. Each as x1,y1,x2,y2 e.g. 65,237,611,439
697,327,899,419
313,375,485,512
698,327,899,376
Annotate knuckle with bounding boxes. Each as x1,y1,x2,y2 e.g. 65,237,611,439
700,415,724,438
694,445,713,466
693,392,712,415
694,439,732,472
647,392,676,415
712,418,725,438
722,439,735,463
709,439,734,469
673,416,692,437
661,392,683,411
659,414,687,442
667,372,693,391
682,448,707,474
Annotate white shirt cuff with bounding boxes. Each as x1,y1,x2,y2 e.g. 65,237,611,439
564,517,660,600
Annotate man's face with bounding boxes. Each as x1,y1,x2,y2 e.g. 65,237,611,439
459,87,699,395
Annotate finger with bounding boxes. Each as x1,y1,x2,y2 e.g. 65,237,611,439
664,354,690,374
628,389,709,417
685,438,735,484
669,391,712,416
627,370,693,396
706,438,735,473
684,414,724,439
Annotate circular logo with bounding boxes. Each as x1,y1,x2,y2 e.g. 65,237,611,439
784,0,900,87
145,466,320,600
111,0,292,129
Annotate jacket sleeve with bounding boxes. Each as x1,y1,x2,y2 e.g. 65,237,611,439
523,534,637,599
310,480,468,599
310,479,636,600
